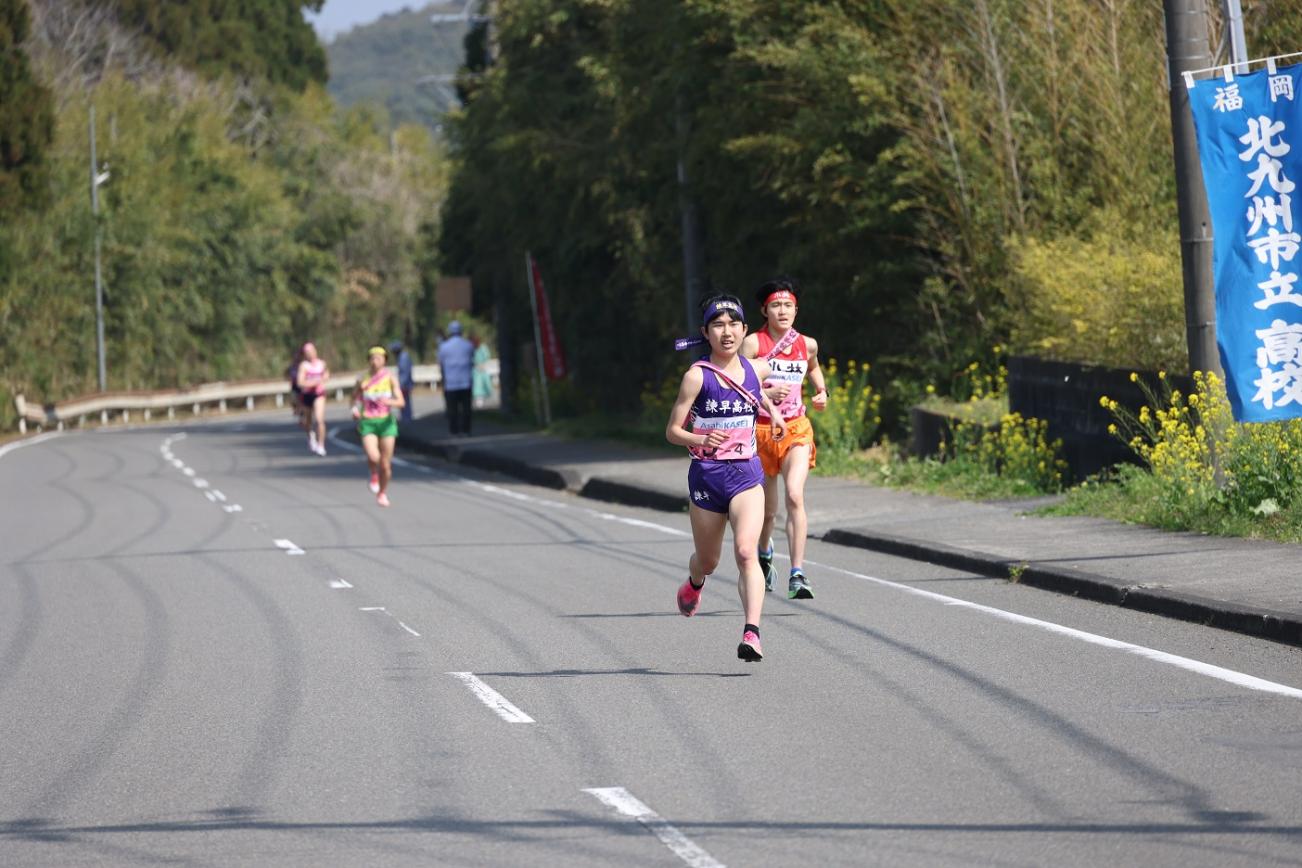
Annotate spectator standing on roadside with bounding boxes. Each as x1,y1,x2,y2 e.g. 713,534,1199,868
391,340,414,423
438,321,475,436
472,336,494,408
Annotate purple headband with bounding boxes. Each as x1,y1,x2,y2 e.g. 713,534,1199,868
673,299,746,350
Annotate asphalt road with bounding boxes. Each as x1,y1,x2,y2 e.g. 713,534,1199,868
3,412,1301,867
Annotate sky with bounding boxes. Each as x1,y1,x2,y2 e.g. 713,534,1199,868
305,1,452,43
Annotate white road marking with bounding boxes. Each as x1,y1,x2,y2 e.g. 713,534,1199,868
273,538,305,556
802,557,1302,701
445,475,1302,700
329,578,353,589
204,491,217,502
193,478,208,488
583,787,724,868
171,459,184,468
360,606,422,637
0,431,64,460
182,467,195,477
447,672,535,723
330,422,1301,700
222,504,243,513
211,489,226,502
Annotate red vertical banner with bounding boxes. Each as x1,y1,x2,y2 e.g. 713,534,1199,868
528,253,568,380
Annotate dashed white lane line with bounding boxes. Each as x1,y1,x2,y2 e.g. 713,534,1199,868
204,491,218,502
182,467,195,477
222,504,243,513
193,478,208,488
360,606,423,637
329,578,353,589
274,538,306,556
211,489,226,502
583,787,724,868
447,672,536,724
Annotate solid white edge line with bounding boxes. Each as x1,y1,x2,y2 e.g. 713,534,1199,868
801,556,1302,700
397,620,421,637
583,787,725,868
0,431,64,460
447,672,535,724
325,420,1300,699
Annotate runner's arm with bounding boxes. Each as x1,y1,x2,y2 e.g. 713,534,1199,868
350,378,364,419
388,377,405,409
295,361,309,391
666,367,725,450
806,337,828,411
753,360,788,440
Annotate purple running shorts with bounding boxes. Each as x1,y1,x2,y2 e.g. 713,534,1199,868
687,457,764,514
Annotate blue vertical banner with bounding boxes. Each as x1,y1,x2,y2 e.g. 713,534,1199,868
1189,62,1302,422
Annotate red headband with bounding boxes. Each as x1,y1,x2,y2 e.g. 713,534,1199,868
763,289,796,306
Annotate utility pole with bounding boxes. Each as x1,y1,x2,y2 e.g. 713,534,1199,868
676,91,706,332
1163,0,1222,378
89,105,110,392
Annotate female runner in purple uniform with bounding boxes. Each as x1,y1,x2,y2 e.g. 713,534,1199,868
666,295,787,661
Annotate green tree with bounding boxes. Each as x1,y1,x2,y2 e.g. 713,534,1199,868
114,0,327,90
0,0,54,213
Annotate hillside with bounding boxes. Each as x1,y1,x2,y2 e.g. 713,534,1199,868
325,3,469,131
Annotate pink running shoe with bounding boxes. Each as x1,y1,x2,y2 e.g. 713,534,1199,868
737,630,763,662
368,474,380,494
376,492,391,507
676,579,702,617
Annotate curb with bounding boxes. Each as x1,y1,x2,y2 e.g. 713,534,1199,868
822,528,1302,649
579,477,687,513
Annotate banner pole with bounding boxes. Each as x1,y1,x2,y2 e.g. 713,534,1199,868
524,252,551,428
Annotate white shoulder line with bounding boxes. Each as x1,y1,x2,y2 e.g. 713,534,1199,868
0,431,64,460
804,557,1302,701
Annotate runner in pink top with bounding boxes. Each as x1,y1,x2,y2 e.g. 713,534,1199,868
296,342,330,456
666,294,787,662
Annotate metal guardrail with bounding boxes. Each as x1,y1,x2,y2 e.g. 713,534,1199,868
12,361,498,433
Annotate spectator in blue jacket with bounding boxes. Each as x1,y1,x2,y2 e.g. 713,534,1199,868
390,340,414,423
437,321,476,436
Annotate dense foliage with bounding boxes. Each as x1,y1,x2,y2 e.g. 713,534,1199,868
0,0,450,425
325,3,468,131
115,0,327,90
441,1,1302,423
0,0,53,213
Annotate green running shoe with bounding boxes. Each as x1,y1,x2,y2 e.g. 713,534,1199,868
759,547,776,592
788,569,813,600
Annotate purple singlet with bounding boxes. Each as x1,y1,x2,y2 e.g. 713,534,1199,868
686,356,764,513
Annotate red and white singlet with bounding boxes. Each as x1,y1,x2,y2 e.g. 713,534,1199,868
755,330,808,421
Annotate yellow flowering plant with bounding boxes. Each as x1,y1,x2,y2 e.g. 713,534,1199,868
809,358,882,456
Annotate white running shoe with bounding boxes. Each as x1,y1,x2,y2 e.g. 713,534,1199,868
308,432,318,452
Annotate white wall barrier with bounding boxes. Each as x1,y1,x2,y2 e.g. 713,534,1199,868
12,361,497,433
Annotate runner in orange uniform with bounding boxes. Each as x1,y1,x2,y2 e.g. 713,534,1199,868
741,278,827,599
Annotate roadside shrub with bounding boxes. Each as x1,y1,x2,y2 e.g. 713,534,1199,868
809,358,881,456
1010,220,1186,371
1102,370,1302,522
